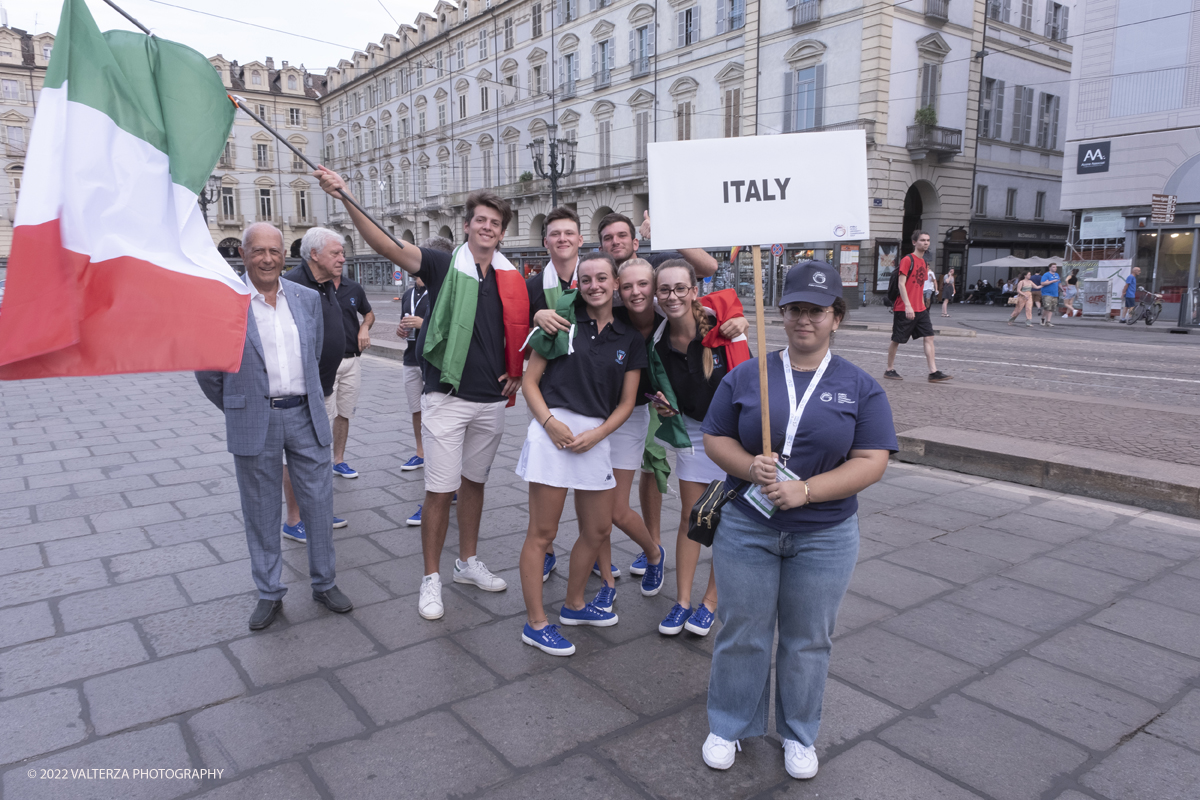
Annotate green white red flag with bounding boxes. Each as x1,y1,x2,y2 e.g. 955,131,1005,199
0,0,249,379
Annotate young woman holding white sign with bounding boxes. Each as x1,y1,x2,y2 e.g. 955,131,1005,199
698,262,897,779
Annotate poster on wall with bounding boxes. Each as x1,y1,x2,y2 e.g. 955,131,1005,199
875,241,899,292
840,245,860,287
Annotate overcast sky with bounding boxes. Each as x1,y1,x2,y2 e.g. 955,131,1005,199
8,0,429,73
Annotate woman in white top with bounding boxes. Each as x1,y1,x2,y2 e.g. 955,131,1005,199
941,269,955,317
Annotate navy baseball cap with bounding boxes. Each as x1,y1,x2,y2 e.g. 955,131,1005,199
779,261,842,307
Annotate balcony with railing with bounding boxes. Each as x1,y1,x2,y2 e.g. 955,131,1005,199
906,124,962,161
559,78,576,99
925,0,949,21
289,215,318,228
791,0,820,27
561,159,647,189
631,57,650,78
216,213,244,228
255,157,271,171
594,68,611,91
805,118,877,146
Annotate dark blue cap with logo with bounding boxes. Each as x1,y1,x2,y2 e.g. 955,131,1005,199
779,261,842,307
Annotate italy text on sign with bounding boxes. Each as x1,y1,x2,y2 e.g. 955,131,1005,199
647,130,870,250
1151,194,1177,225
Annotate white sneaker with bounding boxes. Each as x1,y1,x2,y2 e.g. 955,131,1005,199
418,574,444,620
783,739,818,780
453,556,507,592
702,733,740,770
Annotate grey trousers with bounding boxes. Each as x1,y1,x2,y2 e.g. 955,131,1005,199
234,404,336,600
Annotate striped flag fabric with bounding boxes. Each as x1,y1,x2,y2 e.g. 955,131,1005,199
0,0,249,380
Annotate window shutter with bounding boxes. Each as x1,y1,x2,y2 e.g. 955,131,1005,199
527,68,532,94
1023,88,1034,144
1036,92,1047,147
814,64,826,128
993,80,1005,139
786,0,798,8
677,11,686,47
592,43,598,75
1011,85,1023,142
607,40,614,69
1001,0,1011,21
647,23,656,55
1044,0,1052,37
693,7,701,42
554,0,562,26
716,0,726,35
573,53,579,80
783,71,794,133
1050,95,1060,149
557,57,563,89
1060,6,1068,40
734,0,745,27
629,29,635,63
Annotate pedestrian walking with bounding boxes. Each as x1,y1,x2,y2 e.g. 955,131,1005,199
1062,268,1080,317
1008,270,1037,326
401,236,454,528
316,168,528,621
517,252,647,655
1037,262,1061,327
941,269,955,316
196,223,353,631
884,231,951,383
699,261,896,779
923,267,936,308
1119,267,1141,323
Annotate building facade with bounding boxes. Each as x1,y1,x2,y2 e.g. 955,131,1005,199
0,25,54,260
1060,0,1200,327
315,0,1073,299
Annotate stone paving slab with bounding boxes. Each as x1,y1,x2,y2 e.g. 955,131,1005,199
3,362,1200,799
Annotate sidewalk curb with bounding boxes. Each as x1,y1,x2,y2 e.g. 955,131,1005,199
364,343,406,363
896,426,1200,519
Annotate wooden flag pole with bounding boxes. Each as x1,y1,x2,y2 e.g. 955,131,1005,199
751,245,772,456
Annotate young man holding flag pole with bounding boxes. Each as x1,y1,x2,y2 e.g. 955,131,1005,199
316,167,529,621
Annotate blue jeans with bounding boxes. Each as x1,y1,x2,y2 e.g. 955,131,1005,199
707,504,859,745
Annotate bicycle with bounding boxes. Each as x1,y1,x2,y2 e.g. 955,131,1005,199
1125,288,1163,326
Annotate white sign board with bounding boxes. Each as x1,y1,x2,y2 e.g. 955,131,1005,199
647,131,870,250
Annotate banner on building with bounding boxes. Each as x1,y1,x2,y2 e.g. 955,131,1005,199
647,130,870,250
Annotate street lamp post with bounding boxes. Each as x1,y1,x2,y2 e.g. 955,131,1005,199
197,174,222,224
528,122,576,209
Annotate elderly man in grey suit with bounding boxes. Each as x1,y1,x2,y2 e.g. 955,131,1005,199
197,222,353,631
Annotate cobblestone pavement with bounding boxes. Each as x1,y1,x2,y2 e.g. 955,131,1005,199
3,359,1200,800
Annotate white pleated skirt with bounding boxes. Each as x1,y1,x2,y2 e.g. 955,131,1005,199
607,404,651,471
516,407,616,491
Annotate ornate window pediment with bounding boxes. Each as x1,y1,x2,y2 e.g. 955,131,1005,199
591,100,615,119
784,39,826,68
558,34,580,52
669,76,699,98
715,61,744,85
916,33,951,61
591,21,615,39
628,88,655,108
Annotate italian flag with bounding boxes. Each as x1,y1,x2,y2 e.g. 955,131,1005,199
0,0,248,380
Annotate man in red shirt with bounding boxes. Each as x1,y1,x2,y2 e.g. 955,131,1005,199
885,230,951,382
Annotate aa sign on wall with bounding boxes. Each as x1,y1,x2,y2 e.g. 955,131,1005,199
647,130,870,250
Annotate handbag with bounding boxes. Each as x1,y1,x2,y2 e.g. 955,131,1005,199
687,480,738,547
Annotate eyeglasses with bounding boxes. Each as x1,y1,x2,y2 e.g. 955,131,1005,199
656,284,694,299
780,305,830,323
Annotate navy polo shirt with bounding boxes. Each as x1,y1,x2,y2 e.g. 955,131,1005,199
335,277,372,356
702,353,899,532
282,261,342,397
526,268,573,321
540,305,648,419
400,285,430,367
614,308,663,406
644,250,686,267
414,247,507,403
655,329,730,422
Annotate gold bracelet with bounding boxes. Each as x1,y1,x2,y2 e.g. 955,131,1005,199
747,461,755,481
803,481,811,505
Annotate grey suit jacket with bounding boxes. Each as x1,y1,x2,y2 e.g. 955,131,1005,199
196,278,332,457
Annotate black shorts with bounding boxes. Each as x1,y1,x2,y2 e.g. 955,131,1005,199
892,309,935,343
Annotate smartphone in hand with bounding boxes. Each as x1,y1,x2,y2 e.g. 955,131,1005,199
644,393,679,414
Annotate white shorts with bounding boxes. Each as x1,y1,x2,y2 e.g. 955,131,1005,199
607,404,650,472
516,408,615,491
324,356,361,420
671,414,726,485
403,365,424,415
420,392,507,492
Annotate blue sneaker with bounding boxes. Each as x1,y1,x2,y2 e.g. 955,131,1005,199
659,602,690,635
559,602,618,627
521,623,575,656
452,493,458,505
542,552,556,583
629,552,648,576
640,545,666,597
401,455,424,471
332,462,358,478
594,584,616,613
332,516,348,529
282,521,307,543
592,561,621,579
685,604,716,636
406,505,422,526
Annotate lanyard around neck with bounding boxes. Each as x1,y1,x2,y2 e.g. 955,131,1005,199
780,349,832,463
409,288,426,318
